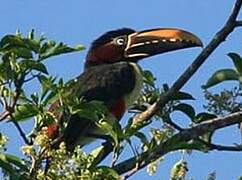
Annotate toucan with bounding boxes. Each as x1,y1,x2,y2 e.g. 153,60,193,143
47,28,202,150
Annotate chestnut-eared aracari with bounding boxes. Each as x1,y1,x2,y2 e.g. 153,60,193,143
48,27,202,150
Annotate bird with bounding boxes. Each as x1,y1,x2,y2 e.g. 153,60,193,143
47,27,203,151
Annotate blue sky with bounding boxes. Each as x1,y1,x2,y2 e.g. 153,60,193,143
0,0,242,179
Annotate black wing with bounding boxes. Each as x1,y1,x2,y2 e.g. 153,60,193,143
71,62,136,103
62,62,137,148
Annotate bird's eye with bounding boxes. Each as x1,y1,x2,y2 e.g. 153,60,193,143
115,37,125,46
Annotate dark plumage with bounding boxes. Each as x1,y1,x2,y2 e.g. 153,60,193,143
63,62,136,149
90,28,135,49
48,27,202,151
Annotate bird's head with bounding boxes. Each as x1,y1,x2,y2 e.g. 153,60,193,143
85,28,203,68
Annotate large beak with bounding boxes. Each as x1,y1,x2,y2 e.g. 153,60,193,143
124,28,203,59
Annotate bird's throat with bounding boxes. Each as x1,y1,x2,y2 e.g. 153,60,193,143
124,63,143,108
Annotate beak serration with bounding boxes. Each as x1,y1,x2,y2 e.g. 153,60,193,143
124,28,202,58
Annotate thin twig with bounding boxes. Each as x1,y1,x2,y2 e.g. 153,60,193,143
8,73,31,144
123,162,140,179
0,111,10,121
29,146,49,178
208,143,242,151
12,121,30,145
0,81,9,87
111,150,119,167
164,116,183,131
198,139,242,151
24,72,41,83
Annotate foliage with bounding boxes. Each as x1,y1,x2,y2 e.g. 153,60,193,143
170,159,188,180
206,171,216,180
202,53,242,89
0,29,241,180
203,52,242,116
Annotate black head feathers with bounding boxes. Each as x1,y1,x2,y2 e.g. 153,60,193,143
91,28,135,49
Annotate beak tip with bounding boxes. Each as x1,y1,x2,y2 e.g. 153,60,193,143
197,39,204,48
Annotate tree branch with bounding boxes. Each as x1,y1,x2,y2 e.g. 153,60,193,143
10,73,31,145
132,0,242,126
0,73,31,144
114,110,242,175
207,144,242,151
11,116,31,145
116,0,242,176
0,111,10,121
198,139,242,152
235,20,242,27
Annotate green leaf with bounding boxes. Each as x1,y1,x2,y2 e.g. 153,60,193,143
3,153,27,171
11,47,33,59
28,29,34,40
194,112,217,123
30,93,39,104
98,120,120,146
13,103,39,121
143,70,156,86
75,44,86,51
20,60,48,74
89,146,108,169
40,42,85,60
228,52,242,75
90,146,106,159
96,166,120,179
0,155,15,174
134,132,149,146
38,75,59,105
170,160,188,180
207,171,216,180
162,83,169,91
201,131,213,144
96,113,123,147
0,85,13,98
0,59,16,81
39,41,55,55
38,75,57,94
173,103,195,120
0,34,39,53
172,91,195,100
73,101,107,122
124,117,151,138
0,35,25,49
0,153,25,179
202,69,239,89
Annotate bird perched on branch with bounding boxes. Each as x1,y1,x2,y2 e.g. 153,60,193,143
47,27,202,151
